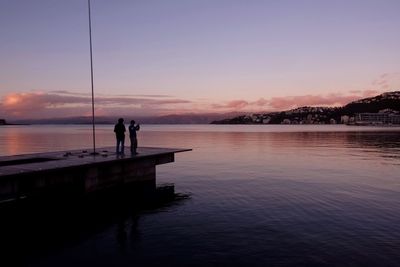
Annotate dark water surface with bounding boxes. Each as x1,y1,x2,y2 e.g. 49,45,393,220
0,125,400,266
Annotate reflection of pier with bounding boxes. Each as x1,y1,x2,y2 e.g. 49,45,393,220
0,181,190,266
0,147,190,203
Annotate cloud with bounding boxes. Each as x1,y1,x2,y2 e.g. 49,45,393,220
268,94,353,109
52,90,174,98
212,100,249,109
371,72,400,90
1,87,395,120
361,89,380,97
0,90,192,119
254,98,268,106
211,89,386,112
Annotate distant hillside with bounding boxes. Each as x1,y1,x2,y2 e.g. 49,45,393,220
342,91,400,114
13,112,242,125
0,119,25,125
212,91,400,125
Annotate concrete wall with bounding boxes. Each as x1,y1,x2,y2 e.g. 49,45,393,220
0,153,175,203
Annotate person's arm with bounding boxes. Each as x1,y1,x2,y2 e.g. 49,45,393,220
136,124,140,131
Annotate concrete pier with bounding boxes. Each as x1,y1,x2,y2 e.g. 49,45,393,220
0,147,190,203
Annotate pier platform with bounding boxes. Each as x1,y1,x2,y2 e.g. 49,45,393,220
0,147,190,203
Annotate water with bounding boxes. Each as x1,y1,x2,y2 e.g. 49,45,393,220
1,125,400,266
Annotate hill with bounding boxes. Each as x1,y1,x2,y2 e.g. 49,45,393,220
342,91,400,114
211,91,400,124
12,112,243,125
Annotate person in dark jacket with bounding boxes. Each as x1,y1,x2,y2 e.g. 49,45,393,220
114,118,126,154
128,120,140,154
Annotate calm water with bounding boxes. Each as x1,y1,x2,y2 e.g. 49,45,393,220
1,124,400,266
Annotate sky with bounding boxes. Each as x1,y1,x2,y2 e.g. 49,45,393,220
1,0,400,119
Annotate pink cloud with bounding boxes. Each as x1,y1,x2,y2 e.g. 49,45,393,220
254,98,268,106
361,89,380,97
212,100,249,109
268,94,352,110
210,89,388,112
0,91,192,119
0,87,395,120
371,72,400,90
380,73,389,79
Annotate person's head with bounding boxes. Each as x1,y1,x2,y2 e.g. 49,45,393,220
118,118,124,123
131,120,135,125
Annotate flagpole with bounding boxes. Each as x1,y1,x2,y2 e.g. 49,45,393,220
88,0,97,155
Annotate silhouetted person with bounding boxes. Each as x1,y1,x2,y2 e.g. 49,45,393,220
114,118,126,154
129,120,140,154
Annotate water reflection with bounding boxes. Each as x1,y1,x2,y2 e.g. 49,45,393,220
1,125,400,160
0,185,189,266
346,131,400,150
1,125,400,266
114,213,143,255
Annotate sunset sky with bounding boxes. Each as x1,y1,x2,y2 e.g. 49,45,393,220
1,0,400,119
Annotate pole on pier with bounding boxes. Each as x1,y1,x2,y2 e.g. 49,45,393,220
88,0,97,155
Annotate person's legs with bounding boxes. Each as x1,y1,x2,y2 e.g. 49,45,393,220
130,137,138,154
116,138,120,154
116,138,124,154
121,137,125,154
130,136,134,153
133,138,138,154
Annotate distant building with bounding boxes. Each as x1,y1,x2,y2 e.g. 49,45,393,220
0,119,6,125
306,114,313,124
355,113,400,125
340,115,350,124
262,117,271,124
